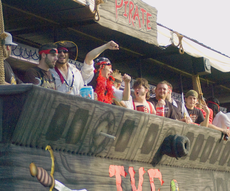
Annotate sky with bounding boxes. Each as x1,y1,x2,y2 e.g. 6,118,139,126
142,0,230,57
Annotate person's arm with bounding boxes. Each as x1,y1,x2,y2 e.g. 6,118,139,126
150,102,156,114
208,123,230,136
122,74,131,101
4,81,10,85
200,104,210,127
84,41,119,65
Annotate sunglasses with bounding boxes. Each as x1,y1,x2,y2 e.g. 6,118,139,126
58,49,68,53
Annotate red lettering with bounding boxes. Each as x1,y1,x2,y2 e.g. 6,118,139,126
133,5,141,28
129,167,146,191
110,166,164,191
146,12,152,30
116,0,123,19
123,1,129,17
140,8,146,26
129,1,134,24
109,165,127,191
147,169,164,191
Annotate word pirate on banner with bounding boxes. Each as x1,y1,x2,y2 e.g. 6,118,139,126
115,0,154,31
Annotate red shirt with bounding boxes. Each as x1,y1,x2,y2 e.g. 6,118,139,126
195,107,213,124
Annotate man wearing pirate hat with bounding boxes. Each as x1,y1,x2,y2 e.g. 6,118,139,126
24,43,58,90
50,41,88,95
82,40,131,104
2,32,22,85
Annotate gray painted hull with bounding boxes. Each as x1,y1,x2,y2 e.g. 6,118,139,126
1,85,230,190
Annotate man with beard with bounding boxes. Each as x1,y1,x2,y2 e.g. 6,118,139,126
24,43,58,90
82,40,131,104
50,41,86,95
133,78,155,113
149,80,178,119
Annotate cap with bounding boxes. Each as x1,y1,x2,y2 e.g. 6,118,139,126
185,90,198,98
55,41,78,60
5,32,17,46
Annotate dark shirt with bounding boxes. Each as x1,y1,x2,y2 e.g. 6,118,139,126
24,67,56,90
4,60,22,84
149,97,177,119
186,106,204,124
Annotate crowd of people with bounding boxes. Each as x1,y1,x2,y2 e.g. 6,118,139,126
3,32,230,139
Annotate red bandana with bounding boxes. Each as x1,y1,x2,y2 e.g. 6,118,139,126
39,49,58,55
55,66,65,84
95,70,115,104
207,100,220,111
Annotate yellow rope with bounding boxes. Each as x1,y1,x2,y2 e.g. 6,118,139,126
45,145,55,191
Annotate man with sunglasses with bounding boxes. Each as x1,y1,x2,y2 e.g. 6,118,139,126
82,40,131,104
24,43,58,89
3,32,22,84
50,41,86,95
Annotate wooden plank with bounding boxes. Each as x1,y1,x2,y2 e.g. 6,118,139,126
97,0,158,45
0,144,230,191
3,85,229,172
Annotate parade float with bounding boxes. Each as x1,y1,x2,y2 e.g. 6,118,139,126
1,0,230,190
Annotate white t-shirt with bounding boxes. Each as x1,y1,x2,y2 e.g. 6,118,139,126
213,111,230,129
50,63,85,95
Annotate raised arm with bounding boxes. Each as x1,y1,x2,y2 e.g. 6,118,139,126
84,41,119,65
122,74,131,101
200,104,210,127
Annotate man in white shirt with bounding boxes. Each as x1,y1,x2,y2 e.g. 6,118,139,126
50,41,91,95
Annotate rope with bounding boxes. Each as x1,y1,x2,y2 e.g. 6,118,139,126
192,74,205,107
45,145,55,191
171,31,184,54
0,0,5,84
93,0,104,21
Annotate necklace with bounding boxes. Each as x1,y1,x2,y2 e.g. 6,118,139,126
55,66,74,90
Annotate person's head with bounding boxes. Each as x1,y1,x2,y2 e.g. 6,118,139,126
2,32,17,59
38,43,58,69
155,81,169,100
133,78,150,100
55,41,78,65
185,90,198,109
57,46,69,65
206,97,220,118
95,57,113,79
112,69,122,89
